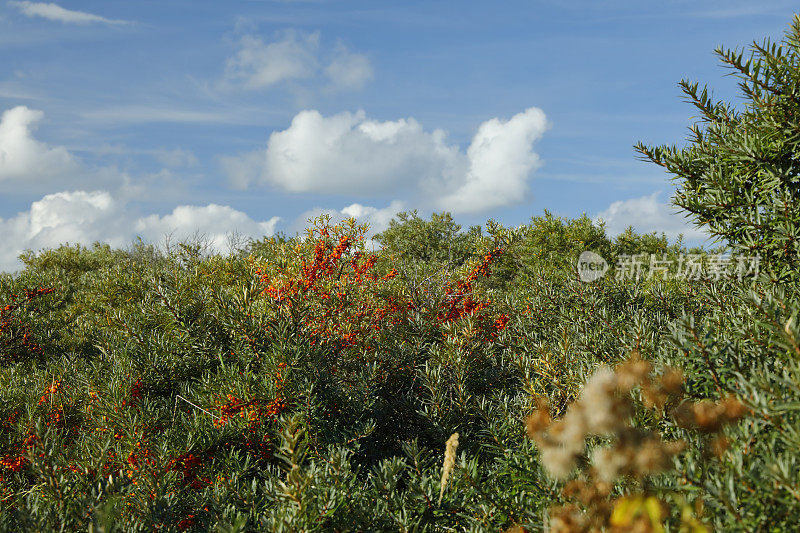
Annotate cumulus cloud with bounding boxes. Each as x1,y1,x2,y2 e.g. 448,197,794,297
438,107,547,213
339,200,404,233
25,190,125,248
288,200,404,248
224,30,320,90
594,192,711,243
222,30,372,93
135,204,279,249
0,190,280,273
222,107,547,214
8,1,128,25
0,106,77,181
261,110,462,194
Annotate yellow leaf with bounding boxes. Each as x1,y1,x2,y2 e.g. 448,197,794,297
681,503,710,533
611,496,666,532
610,496,644,526
644,496,665,533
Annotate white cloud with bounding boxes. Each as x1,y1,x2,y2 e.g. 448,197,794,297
289,200,404,242
0,190,280,273
325,44,373,91
340,200,405,234
264,109,461,193
438,107,548,213
8,1,128,25
135,204,279,249
26,191,124,247
222,107,547,214
221,30,372,93
0,191,127,272
224,30,320,90
221,149,265,190
594,192,711,243
0,105,77,181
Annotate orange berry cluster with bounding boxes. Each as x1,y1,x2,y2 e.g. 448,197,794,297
38,380,62,405
258,225,410,360
125,437,156,485
168,452,210,490
437,247,503,327
0,432,38,477
491,313,511,337
176,514,197,531
215,363,288,429
37,380,66,428
120,379,143,409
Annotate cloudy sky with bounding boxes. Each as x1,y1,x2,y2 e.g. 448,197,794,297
0,1,797,272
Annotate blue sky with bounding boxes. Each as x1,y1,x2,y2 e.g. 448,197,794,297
0,0,797,271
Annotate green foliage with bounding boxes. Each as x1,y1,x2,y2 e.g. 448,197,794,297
518,211,611,275
375,211,482,267
636,15,800,282
374,211,486,312
647,279,800,531
611,227,684,258
0,214,713,531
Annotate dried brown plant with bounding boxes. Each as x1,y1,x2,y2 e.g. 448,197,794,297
525,352,745,532
439,432,460,505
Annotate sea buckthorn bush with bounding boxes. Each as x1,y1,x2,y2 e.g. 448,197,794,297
0,210,739,532
0,209,705,531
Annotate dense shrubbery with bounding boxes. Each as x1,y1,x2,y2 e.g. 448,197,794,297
2,14,800,533
0,212,700,532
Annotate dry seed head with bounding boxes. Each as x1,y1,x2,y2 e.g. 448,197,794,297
563,479,611,506
541,446,580,480
539,413,585,479
711,435,730,457
659,369,684,396
525,407,551,439
591,446,630,483
615,356,652,393
578,366,631,435
553,412,589,451
591,433,686,482
633,437,674,475
438,432,459,505
549,504,590,533
641,367,685,411
721,396,746,420
531,355,694,484
673,396,745,433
